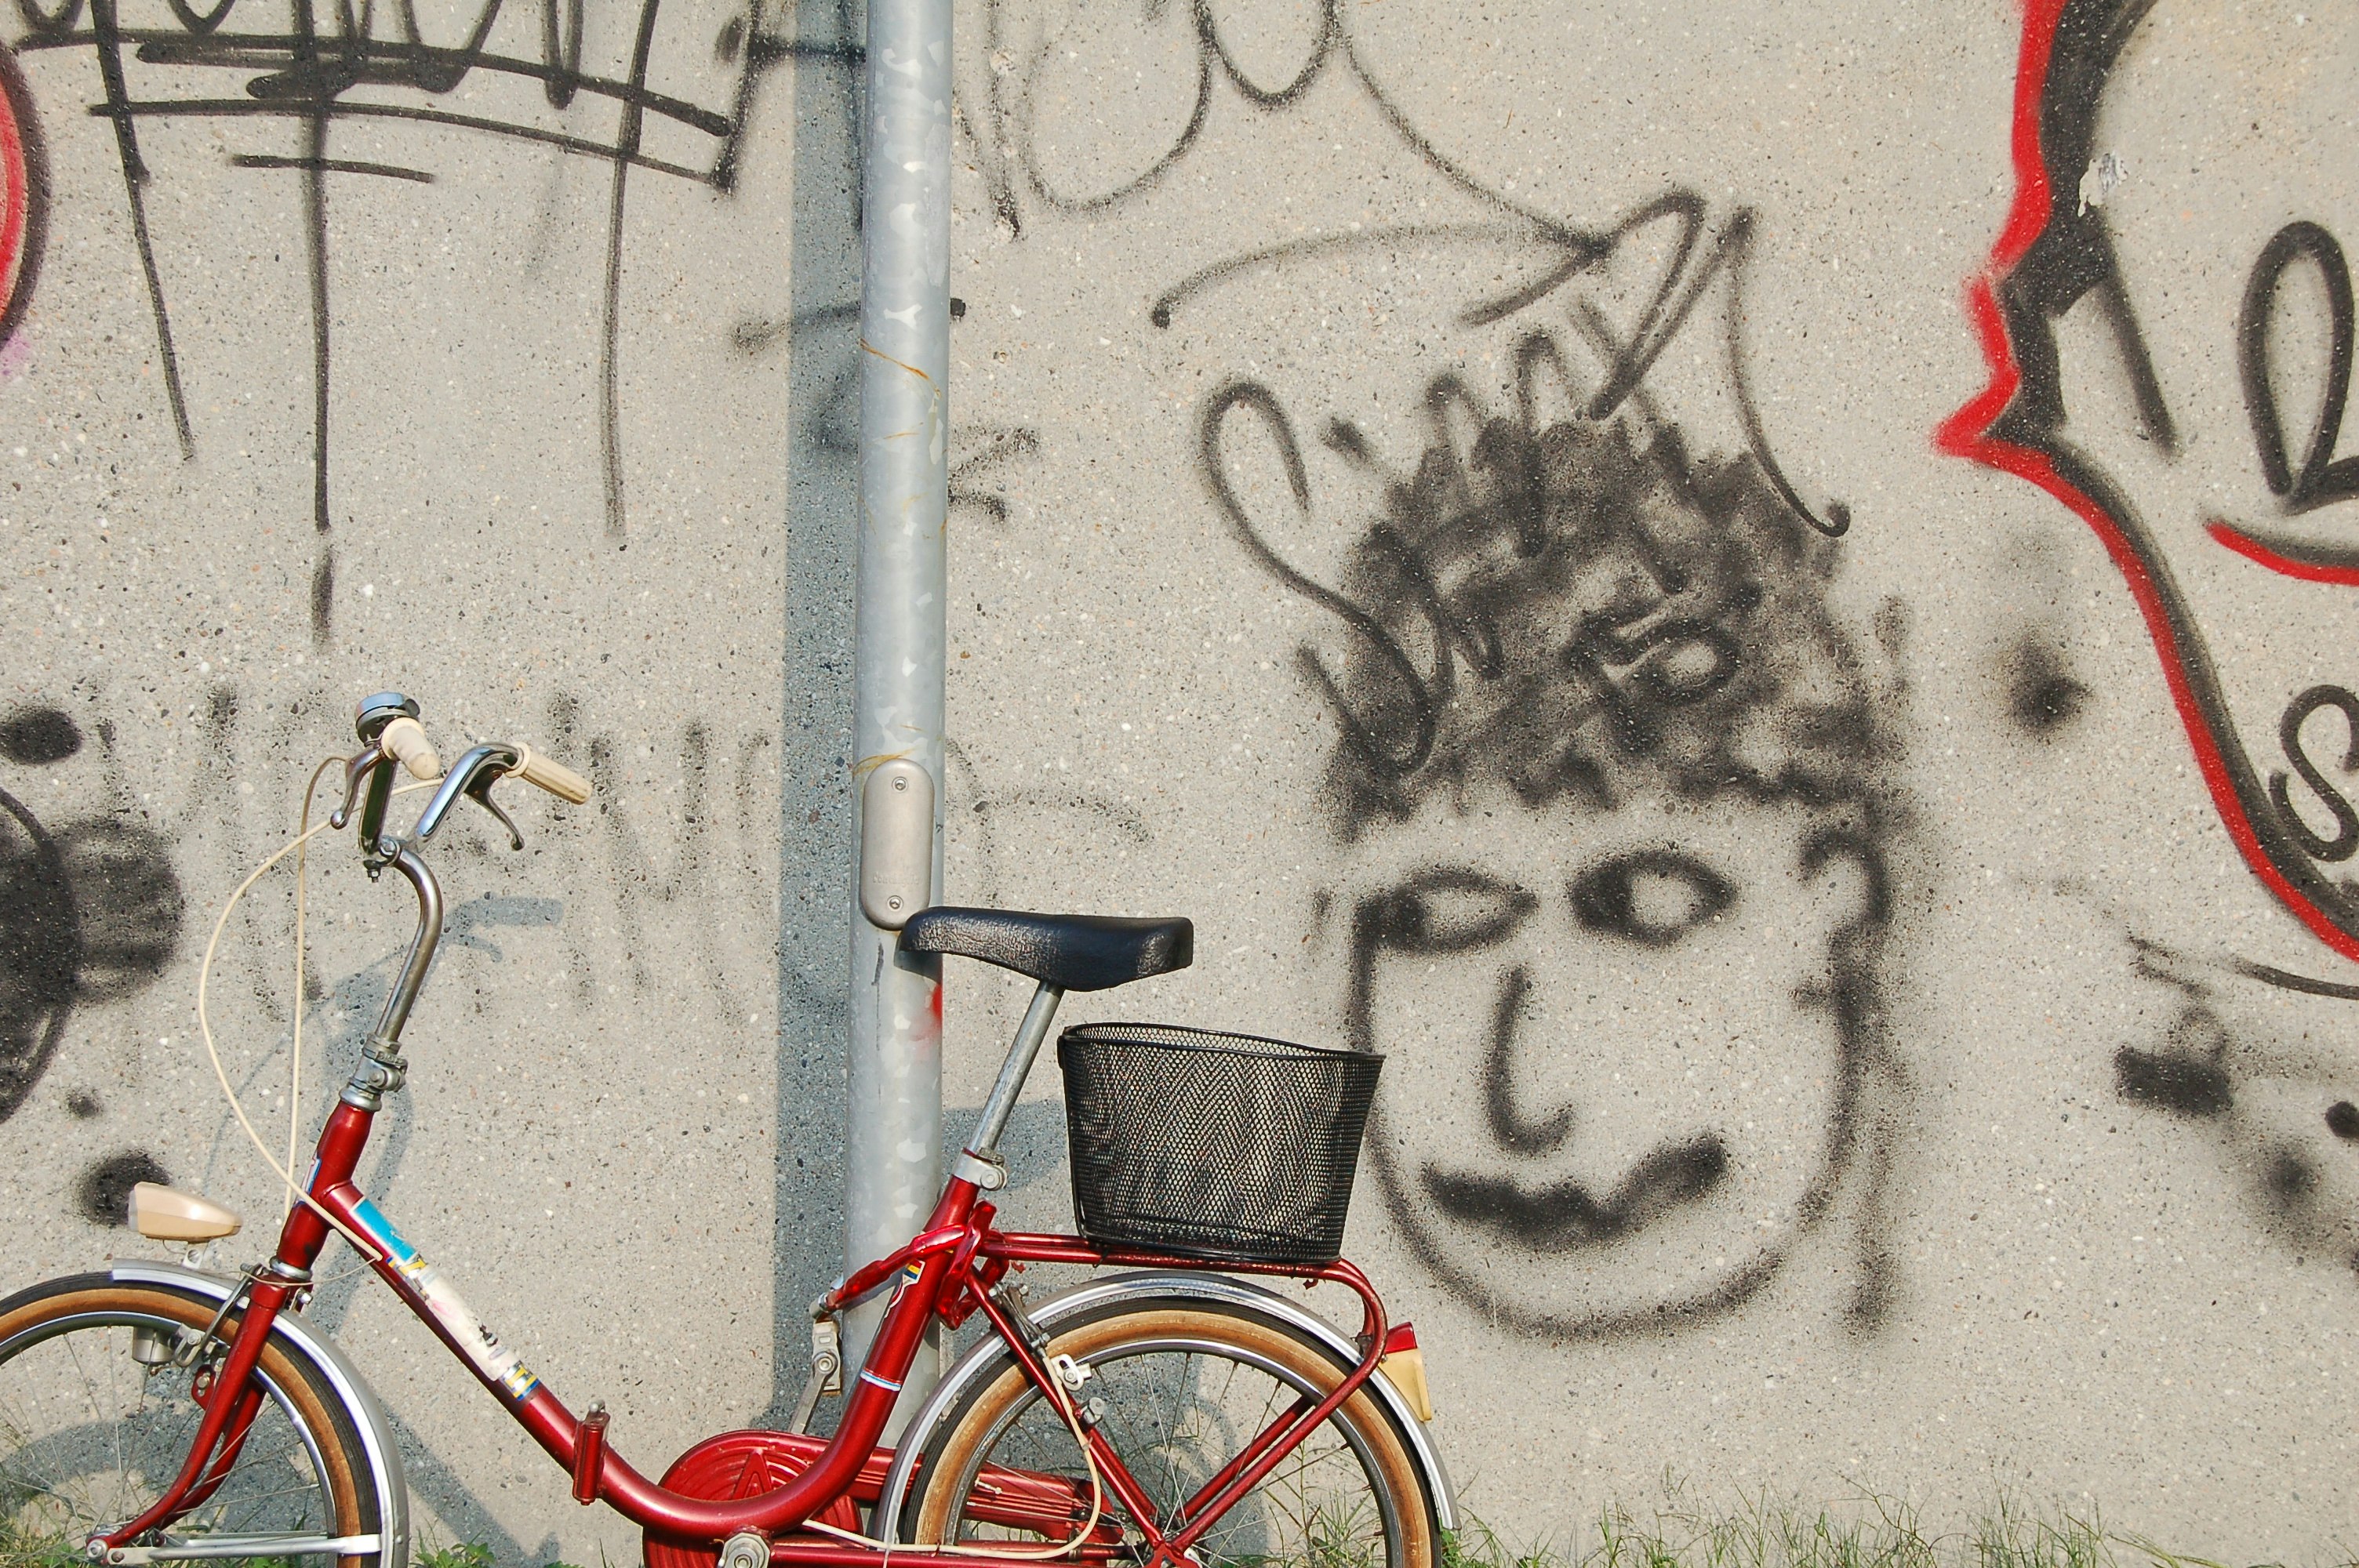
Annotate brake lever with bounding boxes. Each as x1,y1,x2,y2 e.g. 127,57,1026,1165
411,742,523,848
327,744,387,831
466,771,525,851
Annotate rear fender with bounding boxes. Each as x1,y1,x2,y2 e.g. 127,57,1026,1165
874,1269,1455,1537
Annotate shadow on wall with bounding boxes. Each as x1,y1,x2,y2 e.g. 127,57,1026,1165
0,703,185,1225
3,674,795,1559
765,0,864,1431
289,908,569,1568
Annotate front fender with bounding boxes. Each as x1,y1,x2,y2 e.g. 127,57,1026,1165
111,1260,410,1568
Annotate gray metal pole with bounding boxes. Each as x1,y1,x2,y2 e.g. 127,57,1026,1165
845,0,951,1426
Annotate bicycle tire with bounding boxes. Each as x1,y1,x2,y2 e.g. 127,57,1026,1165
903,1298,1436,1568
0,1274,384,1568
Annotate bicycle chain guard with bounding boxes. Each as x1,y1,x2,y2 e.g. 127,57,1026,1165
639,1431,866,1568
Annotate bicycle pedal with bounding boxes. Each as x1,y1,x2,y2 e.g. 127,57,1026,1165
571,1403,609,1505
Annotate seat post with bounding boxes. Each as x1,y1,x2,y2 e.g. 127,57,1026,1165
964,982,1065,1161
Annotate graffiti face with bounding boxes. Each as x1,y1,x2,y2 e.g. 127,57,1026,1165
1346,787,1871,1330
1209,321,1903,1333
1946,1,2359,967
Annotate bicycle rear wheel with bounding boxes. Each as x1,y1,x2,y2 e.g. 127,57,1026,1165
903,1298,1435,1568
0,1275,383,1567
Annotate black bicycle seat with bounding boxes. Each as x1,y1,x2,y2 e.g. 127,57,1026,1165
897,907,1194,993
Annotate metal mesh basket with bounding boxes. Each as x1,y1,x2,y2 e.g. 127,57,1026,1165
1056,1022,1381,1266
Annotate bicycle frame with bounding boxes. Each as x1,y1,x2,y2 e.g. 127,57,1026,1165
96,737,1396,1568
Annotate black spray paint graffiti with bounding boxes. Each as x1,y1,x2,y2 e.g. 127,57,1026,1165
2003,633,2093,742
973,0,1636,254
1983,532,2099,746
2238,221,2357,521
8,0,853,640
1205,340,1910,1338
2105,934,2359,1272
1165,197,1848,554
0,704,184,1127
1946,0,2359,971
75,1147,166,1224
970,0,1848,549
538,689,780,1018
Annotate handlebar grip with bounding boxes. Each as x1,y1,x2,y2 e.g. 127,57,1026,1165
509,743,592,804
379,716,443,782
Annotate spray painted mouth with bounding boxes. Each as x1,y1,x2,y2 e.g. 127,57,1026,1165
1420,1134,1728,1250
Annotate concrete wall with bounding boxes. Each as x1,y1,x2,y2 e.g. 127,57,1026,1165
3,0,2356,1559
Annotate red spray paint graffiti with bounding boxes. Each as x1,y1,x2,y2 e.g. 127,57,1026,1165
0,47,46,347
1939,0,2359,969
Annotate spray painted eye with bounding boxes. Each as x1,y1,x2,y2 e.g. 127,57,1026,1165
1568,850,1734,947
1367,868,1537,954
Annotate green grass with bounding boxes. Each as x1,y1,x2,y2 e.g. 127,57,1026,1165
0,1511,81,1568
402,1494,2348,1568
1439,1493,2344,1568
414,1545,499,1568
413,1534,587,1568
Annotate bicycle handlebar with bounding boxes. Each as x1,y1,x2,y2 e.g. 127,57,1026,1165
409,739,594,848
338,693,591,856
378,716,443,782
508,742,591,804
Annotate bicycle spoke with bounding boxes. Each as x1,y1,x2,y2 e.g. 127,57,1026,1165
0,1415,73,1502
1152,1354,1186,1527
925,1309,1422,1568
60,1334,117,1475
0,1304,349,1568
1201,1370,1287,1561
198,1475,326,1513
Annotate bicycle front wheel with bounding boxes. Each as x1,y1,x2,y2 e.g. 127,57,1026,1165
903,1298,1435,1568
0,1275,383,1568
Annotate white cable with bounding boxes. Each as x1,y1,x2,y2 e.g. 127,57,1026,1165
196,770,436,1265
211,768,1110,1555
798,1357,1107,1560
285,756,340,1222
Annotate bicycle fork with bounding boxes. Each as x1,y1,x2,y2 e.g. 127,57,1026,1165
91,839,441,1555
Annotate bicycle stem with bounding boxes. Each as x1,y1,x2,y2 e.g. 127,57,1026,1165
307,741,979,1541
372,847,441,1050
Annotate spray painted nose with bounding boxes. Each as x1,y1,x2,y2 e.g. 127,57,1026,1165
1430,961,1730,1250
1479,964,1575,1155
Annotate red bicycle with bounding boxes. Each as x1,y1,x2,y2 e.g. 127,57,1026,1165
0,693,1451,1568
